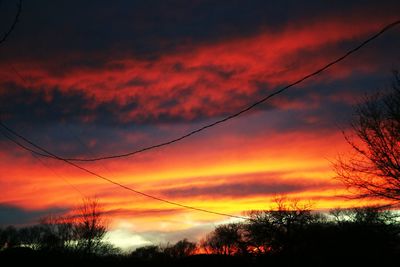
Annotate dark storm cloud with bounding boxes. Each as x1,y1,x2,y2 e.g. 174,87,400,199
0,204,68,226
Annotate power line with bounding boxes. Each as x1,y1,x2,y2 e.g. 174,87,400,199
0,121,249,221
6,61,141,195
32,19,399,162
32,152,85,198
0,126,85,199
1,19,399,221
0,0,22,46
2,47,241,222
6,61,113,198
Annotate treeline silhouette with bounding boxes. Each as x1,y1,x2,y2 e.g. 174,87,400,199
0,199,119,254
1,200,400,266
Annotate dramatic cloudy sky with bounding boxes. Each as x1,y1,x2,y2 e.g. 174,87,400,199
0,0,399,249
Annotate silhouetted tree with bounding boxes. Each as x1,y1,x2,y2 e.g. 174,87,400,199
0,226,20,249
246,199,321,254
74,198,107,254
92,241,121,256
200,223,245,256
0,199,115,256
38,215,75,251
164,239,197,258
18,225,43,250
327,206,400,264
335,72,400,201
130,245,163,260
0,227,5,249
331,205,398,225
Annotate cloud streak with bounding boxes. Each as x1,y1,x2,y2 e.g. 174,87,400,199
159,181,333,199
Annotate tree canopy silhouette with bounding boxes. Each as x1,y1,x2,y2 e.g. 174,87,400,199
335,72,400,202
74,198,108,254
200,223,245,256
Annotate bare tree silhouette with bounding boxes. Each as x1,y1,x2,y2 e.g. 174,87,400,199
334,72,400,202
74,198,107,254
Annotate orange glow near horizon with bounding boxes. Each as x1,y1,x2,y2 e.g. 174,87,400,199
0,129,388,224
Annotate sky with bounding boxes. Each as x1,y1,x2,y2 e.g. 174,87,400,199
0,0,399,250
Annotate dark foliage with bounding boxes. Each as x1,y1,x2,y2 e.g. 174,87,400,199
1,203,400,266
163,238,197,258
0,198,117,255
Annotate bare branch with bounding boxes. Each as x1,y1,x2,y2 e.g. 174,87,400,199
335,73,400,202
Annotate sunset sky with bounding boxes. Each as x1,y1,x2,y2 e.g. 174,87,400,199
0,0,399,250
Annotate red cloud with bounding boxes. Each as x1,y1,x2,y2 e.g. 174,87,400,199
1,15,396,124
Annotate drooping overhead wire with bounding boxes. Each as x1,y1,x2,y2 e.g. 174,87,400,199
27,19,399,162
1,19,399,221
0,0,22,46
0,0,86,199
0,0,250,220
0,121,249,220
32,153,85,198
